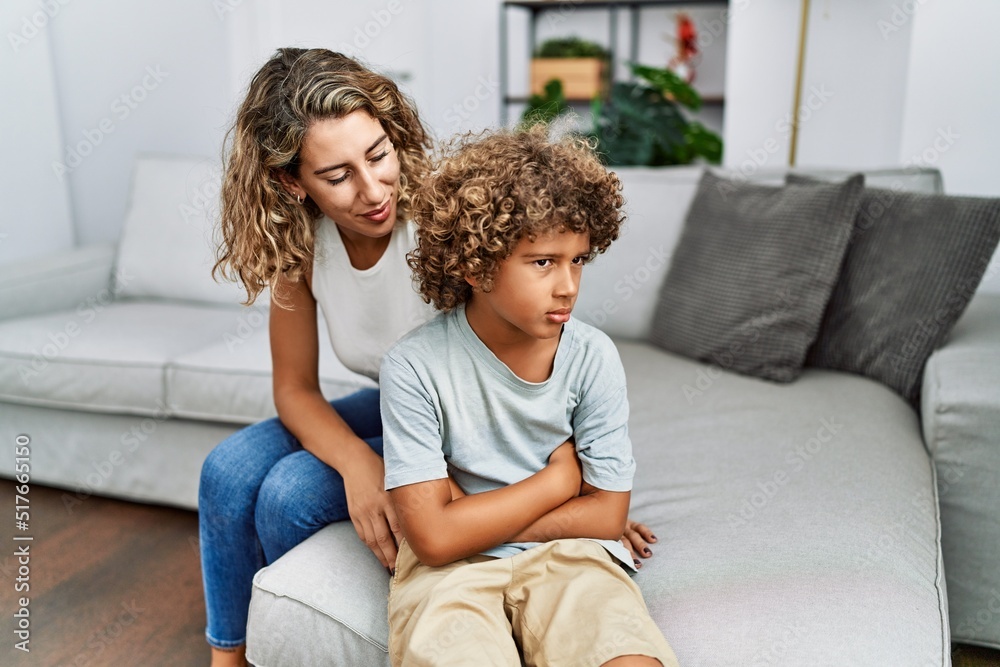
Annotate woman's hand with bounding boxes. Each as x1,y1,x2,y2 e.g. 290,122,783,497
620,519,658,569
341,449,403,572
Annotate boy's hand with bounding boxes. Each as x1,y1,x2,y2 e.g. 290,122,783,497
546,439,582,500
620,519,658,569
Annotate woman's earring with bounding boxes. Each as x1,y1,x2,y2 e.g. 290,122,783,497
296,194,303,205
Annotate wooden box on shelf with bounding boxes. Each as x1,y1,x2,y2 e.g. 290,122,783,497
530,58,605,99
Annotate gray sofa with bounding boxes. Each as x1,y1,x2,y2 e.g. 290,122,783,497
0,156,376,508
1,157,997,664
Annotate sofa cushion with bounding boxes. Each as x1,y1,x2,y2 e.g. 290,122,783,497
0,301,249,415
574,166,702,340
115,155,249,306
620,341,947,665
789,174,1000,405
0,243,116,323
575,166,939,343
648,170,864,382
166,309,376,424
246,342,948,666
922,293,1000,648
248,522,392,666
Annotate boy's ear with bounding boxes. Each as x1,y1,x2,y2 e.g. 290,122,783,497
464,274,478,289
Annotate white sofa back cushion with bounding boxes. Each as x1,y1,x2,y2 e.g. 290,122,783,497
114,155,250,306
575,166,702,340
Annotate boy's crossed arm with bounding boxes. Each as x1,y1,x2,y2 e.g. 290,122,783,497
390,440,584,567
446,461,632,546
509,482,630,544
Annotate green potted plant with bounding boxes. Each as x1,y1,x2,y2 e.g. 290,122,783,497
530,36,609,100
520,62,723,167
589,62,723,166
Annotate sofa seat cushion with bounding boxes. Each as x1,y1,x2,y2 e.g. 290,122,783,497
620,341,948,665
0,300,250,415
166,309,376,424
922,293,1000,648
247,341,948,666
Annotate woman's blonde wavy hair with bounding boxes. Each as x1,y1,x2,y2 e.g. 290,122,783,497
213,48,431,305
409,125,625,312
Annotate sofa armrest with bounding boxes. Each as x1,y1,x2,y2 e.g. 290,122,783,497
0,244,117,322
921,292,1000,646
922,292,1000,453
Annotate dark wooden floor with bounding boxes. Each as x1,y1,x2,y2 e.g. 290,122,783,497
0,479,207,666
959,645,1000,667
1,478,999,666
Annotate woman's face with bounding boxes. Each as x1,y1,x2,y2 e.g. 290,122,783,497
286,110,401,242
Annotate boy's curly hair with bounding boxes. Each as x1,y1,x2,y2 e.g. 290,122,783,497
409,126,625,311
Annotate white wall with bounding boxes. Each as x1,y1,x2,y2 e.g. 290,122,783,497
723,0,913,174
900,1,1000,197
222,0,494,142
423,0,501,137
45,0,232,247
224,0,432,126
722,0,800,173
0,0,75,264
795,1,913,169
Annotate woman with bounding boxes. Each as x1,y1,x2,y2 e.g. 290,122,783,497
200,47,658,667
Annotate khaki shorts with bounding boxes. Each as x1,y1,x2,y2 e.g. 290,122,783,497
388,538,678,667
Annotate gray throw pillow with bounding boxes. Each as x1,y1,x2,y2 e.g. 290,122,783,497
649,170,864,383
788,173,1000,406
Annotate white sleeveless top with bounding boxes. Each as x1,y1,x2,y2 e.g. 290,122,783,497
311,218,436,381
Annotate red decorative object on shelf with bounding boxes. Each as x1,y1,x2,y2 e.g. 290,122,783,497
667,12,700,84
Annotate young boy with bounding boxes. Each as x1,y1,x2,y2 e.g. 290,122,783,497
380,128,677,667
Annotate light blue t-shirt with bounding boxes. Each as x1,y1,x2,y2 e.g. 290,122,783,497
380,303,636,571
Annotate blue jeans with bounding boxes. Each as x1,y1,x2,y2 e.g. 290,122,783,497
198,388,383,649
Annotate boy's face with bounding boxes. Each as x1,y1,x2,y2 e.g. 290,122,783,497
467,229,591,344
